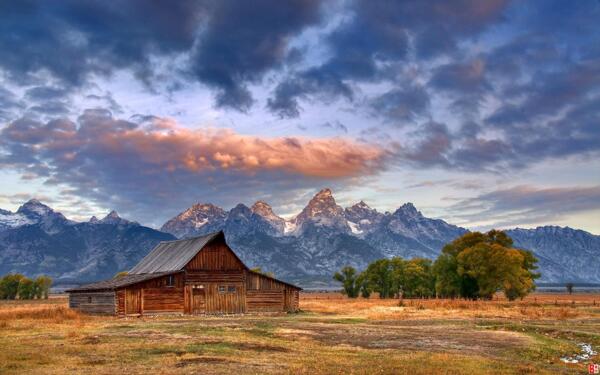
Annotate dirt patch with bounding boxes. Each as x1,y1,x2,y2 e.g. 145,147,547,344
175,357,233,367
279,321,530,355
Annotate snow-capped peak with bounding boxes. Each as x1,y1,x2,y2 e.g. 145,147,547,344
17,199,53,217
292,188,349,234
251,201,278,218
394,202,421,218
99,210,134,225
89,216,99,223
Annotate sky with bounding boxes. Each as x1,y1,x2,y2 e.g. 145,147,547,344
0,0,599,234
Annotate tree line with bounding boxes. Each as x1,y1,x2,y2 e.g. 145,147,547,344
0,274,53,300
334,230,540,301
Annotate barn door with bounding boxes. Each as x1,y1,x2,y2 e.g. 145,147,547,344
125,288,142,314
206,283,244,314
192,286,206,314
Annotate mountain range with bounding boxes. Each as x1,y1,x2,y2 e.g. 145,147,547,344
1,189,599,287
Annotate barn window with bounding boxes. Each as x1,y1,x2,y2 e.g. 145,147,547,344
227,286,236,293
166,275,175,287
218,285,226,293
87,296,92,303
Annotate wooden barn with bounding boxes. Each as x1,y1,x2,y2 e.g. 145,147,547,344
67,231,301,315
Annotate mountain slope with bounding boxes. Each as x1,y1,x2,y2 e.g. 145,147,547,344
0,201,175,282
160,190,600,285
2,193,598,286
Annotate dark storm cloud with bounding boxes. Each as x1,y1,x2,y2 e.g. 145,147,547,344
0,0,207,86
268,0,509,118
0,110,384,224
0,0,322,112
188,0,323,111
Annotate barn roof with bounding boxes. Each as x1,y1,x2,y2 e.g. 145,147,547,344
66,271,178,292
129,231,222,274
67,230,302,292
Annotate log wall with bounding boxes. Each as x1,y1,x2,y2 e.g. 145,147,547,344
185,240,245,271
69,291,116,315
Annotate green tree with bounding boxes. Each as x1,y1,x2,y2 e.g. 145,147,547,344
364,259,395,298
356,272,371,298
0,273,25,300
17,277,35,299
34,275,53,299
432,253,461,298
436,230,539,300
402,258,435,298
333,266,360,298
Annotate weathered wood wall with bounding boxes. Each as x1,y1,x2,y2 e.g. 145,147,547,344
69,291,116,315
245,271,300,312
116,273,185,315
185,240,245,271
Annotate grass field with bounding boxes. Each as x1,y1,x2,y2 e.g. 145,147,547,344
1,293,599,374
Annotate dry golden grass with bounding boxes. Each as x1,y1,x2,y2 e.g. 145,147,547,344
0,293,598,374
300,292,599,321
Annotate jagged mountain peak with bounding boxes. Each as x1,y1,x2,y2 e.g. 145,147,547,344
229,203,251,216
89,216,99,223
394,202,422,218
314,188,333,198
160,201,228,238
17,198,53,216
251,200,274,214
99,210,135,225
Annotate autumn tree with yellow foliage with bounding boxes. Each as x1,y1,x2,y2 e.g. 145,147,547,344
433,230,539,300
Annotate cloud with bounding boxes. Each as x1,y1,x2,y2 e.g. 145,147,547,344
188,0,323,111
0,1,321,112
370,85,430,123
449,185,600,229
267,0,509,118
0,110,384,224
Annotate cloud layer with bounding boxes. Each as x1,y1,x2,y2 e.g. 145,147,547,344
0,110,384,223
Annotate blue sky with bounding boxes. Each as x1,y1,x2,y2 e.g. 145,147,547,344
0,0,599,233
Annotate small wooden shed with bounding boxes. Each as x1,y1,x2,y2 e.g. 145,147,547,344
67,231,301,315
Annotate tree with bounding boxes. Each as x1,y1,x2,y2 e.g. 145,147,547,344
402,258,435,298
432,253,461,298
333,266,360,298
114,271,129,279
250,267,275,278
356,272,371,298
566,282,574,295
364,259,395,298
0,273,25,300
437,230,539,300
18,278,35,300
34,276,53,299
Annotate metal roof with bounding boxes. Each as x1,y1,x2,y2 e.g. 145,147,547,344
66,271,178,292
128,231,222,274
67,230,302,292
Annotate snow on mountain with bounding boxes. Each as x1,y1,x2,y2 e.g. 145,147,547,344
0,200,174,283
507,226,600,283
292,188,350,235
160,203,227,238
250,201,286,235
0,199,72,233
2,191,598,286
